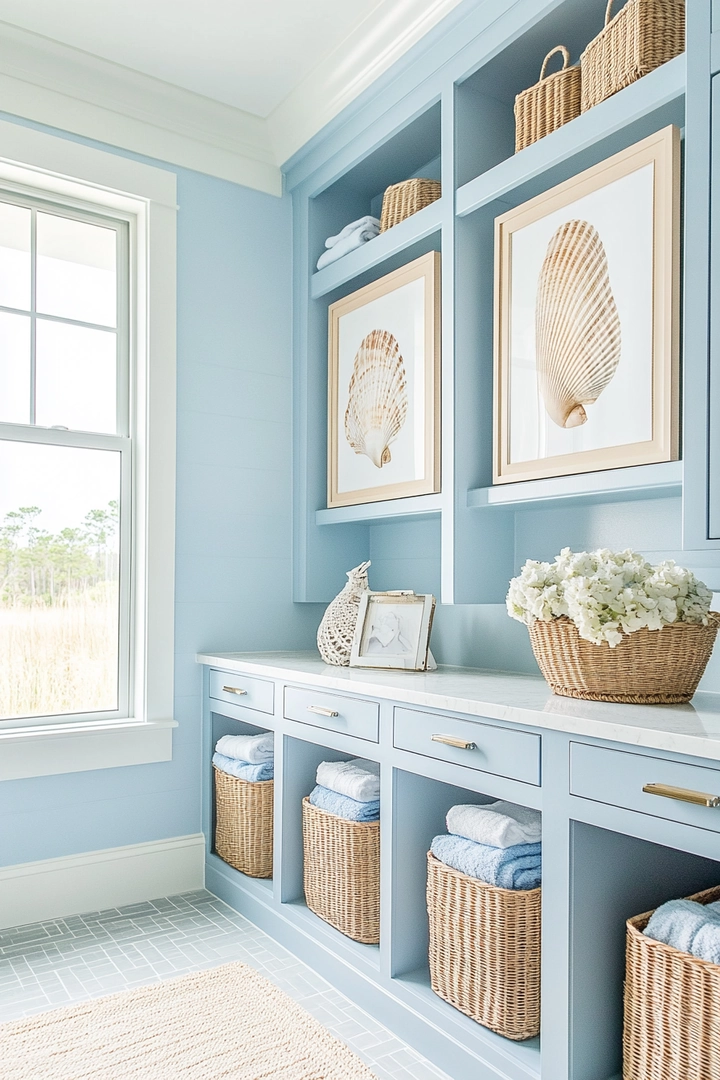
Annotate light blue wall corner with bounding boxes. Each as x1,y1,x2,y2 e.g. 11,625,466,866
0,124,323,870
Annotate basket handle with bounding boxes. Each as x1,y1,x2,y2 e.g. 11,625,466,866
539,45,570,81
605,0,621,25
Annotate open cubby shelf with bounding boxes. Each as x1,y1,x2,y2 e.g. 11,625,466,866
456,53,685,216
311,198,444,299
290,0,712,606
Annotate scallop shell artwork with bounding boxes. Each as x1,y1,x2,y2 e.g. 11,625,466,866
317,561,371,666
344,329,408,468
535,219,621,429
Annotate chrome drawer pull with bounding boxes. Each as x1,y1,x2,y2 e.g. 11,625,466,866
307,705,339,718
222,685,247,696
643,783,720,808
432,734,476,751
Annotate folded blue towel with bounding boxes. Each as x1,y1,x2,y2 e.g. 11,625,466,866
431,834,541,890
644,898,720,964
309,784,380,822
212,752,274,782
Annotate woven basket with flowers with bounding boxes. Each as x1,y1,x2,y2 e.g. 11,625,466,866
507,548,719,704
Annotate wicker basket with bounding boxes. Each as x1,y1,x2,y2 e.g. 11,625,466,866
380,178,441,232
624,884,720,1080
527,613,720,704
426,853,541,1041
302,797,380,944
213,765,273,878
580,0,685,113
514,46,581,152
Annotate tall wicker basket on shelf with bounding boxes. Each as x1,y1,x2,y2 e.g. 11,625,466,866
213,765,273,878
514,45,581,152
624,884,720,1080
426,853,541,1041
527,613,720,704
379,178,441,232
580,0,685,113
302,798,380,944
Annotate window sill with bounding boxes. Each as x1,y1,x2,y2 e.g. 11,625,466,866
0,719,177,781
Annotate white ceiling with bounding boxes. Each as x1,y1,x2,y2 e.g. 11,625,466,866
0,0,394,117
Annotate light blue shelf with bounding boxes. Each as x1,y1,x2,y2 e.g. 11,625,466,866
467,461,683,511
456,54,686,218
310,198,443,299
316,493,443,526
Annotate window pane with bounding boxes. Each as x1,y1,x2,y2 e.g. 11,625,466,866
0,312,30,424
37,213,117,327
35,320,116,433
0,202,31,311
0,440,120,720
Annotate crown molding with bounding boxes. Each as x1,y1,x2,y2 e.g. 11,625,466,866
0,22,282,195
0,3,464,193
267,0,463,166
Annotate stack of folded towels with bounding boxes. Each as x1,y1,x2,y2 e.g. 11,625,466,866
644,897,720,964
316,216,381,270
309,758,380,821
212,732,274,782
431,801,542,890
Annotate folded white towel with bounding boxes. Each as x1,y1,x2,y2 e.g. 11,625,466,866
446,801,541,849
316,758,380,802
325,216,381,248
316,223,379,270
214,732,274,764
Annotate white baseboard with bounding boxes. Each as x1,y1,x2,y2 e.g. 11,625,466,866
0,834,206,930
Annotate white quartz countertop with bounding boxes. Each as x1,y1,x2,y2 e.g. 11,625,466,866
197,651,720,763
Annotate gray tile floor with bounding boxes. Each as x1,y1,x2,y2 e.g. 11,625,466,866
0,890,450,1080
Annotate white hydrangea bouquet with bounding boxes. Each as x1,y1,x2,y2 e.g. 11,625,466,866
507,548,719,703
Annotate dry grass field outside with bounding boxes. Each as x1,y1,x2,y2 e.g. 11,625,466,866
0,595,118,720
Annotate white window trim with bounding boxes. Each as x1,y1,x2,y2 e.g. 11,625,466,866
0,119,177,780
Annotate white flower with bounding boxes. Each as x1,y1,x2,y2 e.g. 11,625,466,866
506,549,712,647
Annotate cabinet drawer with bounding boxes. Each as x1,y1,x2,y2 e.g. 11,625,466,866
284,686,379,742
209,669,274,715
394,707,541,786
570,743,720,833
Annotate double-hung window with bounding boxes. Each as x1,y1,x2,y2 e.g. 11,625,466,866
0,195,131,724
0,120,176,780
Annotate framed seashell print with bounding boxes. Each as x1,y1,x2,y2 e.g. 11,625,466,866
327,251,441,507
494,125,680,484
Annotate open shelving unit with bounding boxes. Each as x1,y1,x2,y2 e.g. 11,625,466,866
288,0,717,609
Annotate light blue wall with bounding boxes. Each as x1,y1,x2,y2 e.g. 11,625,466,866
0,121,322,869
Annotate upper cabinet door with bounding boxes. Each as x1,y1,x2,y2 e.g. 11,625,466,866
710,75,720,539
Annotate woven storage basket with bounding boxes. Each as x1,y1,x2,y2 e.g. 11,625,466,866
213,765,273,878
580,0,685,113
527,613,720,704
380,178,441,232
302,797,380,944
426,852,541,1041
514,46,581,152
624,884,720,1080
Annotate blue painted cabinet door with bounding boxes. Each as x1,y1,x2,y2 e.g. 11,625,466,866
711,75,720,539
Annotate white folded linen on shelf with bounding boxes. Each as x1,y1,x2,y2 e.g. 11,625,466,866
446,801,541,849
316,221,380,270
325,216,381,248
316,758,380,802
214,732,274,763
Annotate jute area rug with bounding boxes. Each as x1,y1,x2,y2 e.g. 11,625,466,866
0,961,378,1079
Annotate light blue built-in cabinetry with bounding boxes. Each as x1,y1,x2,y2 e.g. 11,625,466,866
198,652,720,1080
286,0,720,607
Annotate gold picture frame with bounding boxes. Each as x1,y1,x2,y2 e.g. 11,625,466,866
328,251,441,508
494,125,680,485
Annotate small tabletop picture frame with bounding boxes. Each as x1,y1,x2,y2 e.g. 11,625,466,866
350,591,435,671
328,251,441,508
